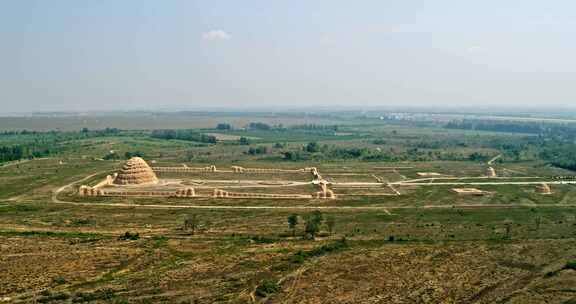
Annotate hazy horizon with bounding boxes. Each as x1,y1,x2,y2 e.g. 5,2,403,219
2,1,576,113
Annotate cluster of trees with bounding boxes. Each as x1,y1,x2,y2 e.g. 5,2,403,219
248,122,273,130
305,142,320,153
536,124,576,170
103,151,145,160
1,130,45,136
238,137,251,145
451,121,576,169
327,147,396,161
80,127,121,135
400,135,537,162
247,146,268,155
282,141,488,162
290,124,338,131
474,122,576,169
287,211,336,239
1,128,122,138
539,140,576,171
282,144,396,161
282,150,308,161
546,125,576,141
216,123,232,130
150,129,217,143
243,122,340,134
0,145,51,163
0,128,128,164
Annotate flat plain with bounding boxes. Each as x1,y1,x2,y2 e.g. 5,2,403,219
1,111,576,303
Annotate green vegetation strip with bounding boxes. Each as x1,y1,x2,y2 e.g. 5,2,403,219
0,230,104,239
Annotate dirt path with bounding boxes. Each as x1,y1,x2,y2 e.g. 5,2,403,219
331,178,568,187
47,199,394,213
41,198,576,214
0,159,30,168
487,154,502,165
0,157,54,169
396,180,576,186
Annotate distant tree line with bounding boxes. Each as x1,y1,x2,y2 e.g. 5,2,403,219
281,141,498,162
150,129,217,143
224,122,341,134
1,127,121,137
0,127,125,164
445,119,576,137
216,123,232,130
445,120,546,134
289,124,339,131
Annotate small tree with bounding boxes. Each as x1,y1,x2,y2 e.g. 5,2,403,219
304,211,323,239
287,214,298,236
184,214,199,234
305,142,320,153
504,220,513,239
239,137,250,145
326,215,336,235
185,150,194,161
311,210,323,224
535,216,542,231
305,220,319,239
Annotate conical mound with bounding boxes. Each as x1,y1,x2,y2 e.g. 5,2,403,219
113,157,158,185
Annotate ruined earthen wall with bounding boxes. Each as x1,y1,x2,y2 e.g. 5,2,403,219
536,183,552,194
152,165,217,173
212,188,312,199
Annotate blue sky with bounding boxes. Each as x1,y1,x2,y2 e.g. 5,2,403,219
1,1,576,113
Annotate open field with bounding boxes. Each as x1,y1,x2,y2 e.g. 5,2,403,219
1,112,576,303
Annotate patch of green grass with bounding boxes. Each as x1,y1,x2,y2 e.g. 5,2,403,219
290,238,348,264
255,278,280,297
37,292,71,303
563,260,576,271
72,288,121,303
248,235,277,244
0,203,40,213
152,235,168,247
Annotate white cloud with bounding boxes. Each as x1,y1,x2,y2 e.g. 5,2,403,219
202,30,231,41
